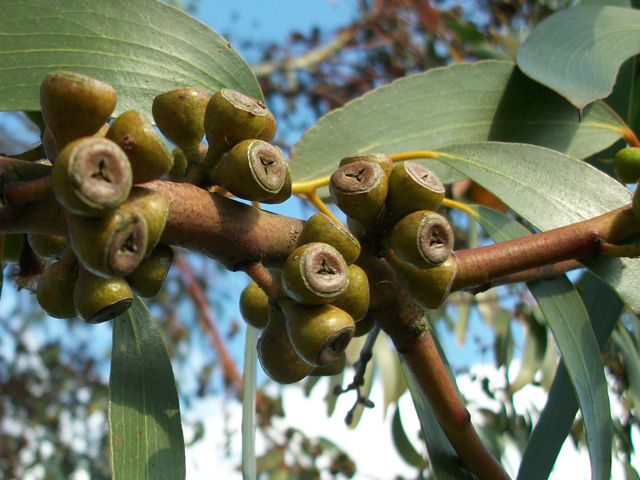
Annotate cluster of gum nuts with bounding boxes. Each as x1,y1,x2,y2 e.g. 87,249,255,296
241,154,459,384
14,71,291,323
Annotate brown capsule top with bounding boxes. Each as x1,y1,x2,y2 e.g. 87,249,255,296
52,137,132,217
282,242,348,305
339,153,393,178
40,71,117,150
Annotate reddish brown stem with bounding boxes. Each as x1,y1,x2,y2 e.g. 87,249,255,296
243,262,281,301
174,256,243,393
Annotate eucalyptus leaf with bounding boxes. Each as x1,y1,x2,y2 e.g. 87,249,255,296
517,273,623,480
109,297,185,480
0,0,262,118
291,61,624,186
517,6,640,109
440,142,640,313
473,206,612,480
242,325,259,480
391,405,428,469
373,333,407,416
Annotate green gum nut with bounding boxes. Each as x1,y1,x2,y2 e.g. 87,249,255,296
329,161,388,230
331,264,370,322
257,306,313,384
389,210,454,268
339,153,393,178
1,234,25,263
297,213,361,265
126,244,173,298
281,299,355,367
52,137,132,217
67,207,149,278
152,87,210,163
106,110,174,184
212,139,287,202
27,233,68,260
119,187,169,255
386,250,457,310
614,147,640,184
73,267,133,323
36,250,78,319
40,71,117,150
204,88,275,154
282,242,348,305
239,281,270,329
310,352,347,377
386,161,445,222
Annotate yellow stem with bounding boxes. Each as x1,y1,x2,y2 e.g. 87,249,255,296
442,198,479,220
292,176,331,194
300,191,341,224
389,150,440,162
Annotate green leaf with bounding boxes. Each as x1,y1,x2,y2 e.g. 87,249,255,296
326,371,344,418
400,356,476,480
509,314,547,393
391,405,428,469
611,324,640,414
517,273,623,480
517,6,640,109
242,325,259,480
290,61,624,186
440,142,640,313
0,0,262,118
109,297,185,480
373,333,407,416
473,207,612,480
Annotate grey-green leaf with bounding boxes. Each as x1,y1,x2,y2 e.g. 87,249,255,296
518,273,623,480
391,405,428,469
242,325,259,480
109,297,185,480
472,206,613,480
441,142,640,313
517,6,640,109
290,61,624,185
0,0,262,117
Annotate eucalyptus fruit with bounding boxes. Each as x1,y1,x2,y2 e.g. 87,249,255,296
282,242,348,305
281,299,355,367
331,264,370,322
257,306,313,384
386,250,457,309
389,210,454,268
67,206,148,278
40,71,117,150
330,161,388,230
35,250,78,319
339,153,393,178
386,161,444,222
52,137,132,217
152,87,209,163
27,233,68,260
106,110,174,183
169,147,189,181
204,89,276,163
614,147,640,184
239,281,270,329
297,213,361,265
212,139,288,202
126,244,173,298
73,267,133,323
119,187,169,254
